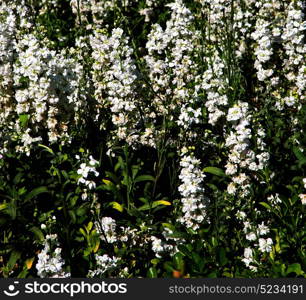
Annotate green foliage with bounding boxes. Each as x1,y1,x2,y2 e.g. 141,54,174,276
0,0,305,279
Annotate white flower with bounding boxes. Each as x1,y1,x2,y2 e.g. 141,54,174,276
227,182,237,195
178,153,208,230
89,155,99,166
267,194,282,206
54,248,62,255
258,238,273,253
233,173,248,185
225,163,237,175
77,157,99,189
36,234,69,278
88,254,119,277
249,265,258,272
244,247,253,259
236,211,246,220
246,232,257,241
227,106,242,121
77,163,90,178
151,236,163,253
299,194,306,205
257,222,269,236
242,247,257,271
96,217,117,243
87,181,96,190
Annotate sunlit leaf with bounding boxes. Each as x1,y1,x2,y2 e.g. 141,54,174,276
109,201,124,212
203,167,226,177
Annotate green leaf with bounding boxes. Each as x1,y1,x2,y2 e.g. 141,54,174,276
93,239,100,253
162,223,175,231
79,228,87,237
68,210,76,223
218,248,228,266
99,179,117,192
167,231,189,239
293,147,306,163
152,200,171,208
102,179,113,185
203,167,226,177
207,271,217,278
173,252,184,272
25,187,49,202
151,258,160,265
18,187,27,196
192,252,205,272
61,170,69,180
0,202,16,219
131,165,140,179
138,200,171,211
211,237,218,247
76,205,88,216
13,173,24,185
222,271,233,278
177,245,192,259
17,268,29,278
147,267,157,278
0,203,8,211
139,197,149,204
7,251,21,270
69,195,78,207
19,114,29,128
87,221,93,231
163,261,175,272
105,171,120,184
286,263,303,276
207,183,218,191
30,226,44,242
259,202,272,211
38,144,54,155
138,203,150,211
109,201,124,212
134,175,155,183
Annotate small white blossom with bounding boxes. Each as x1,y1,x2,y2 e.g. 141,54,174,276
258,238,273,253
36,234,70,278
88,254,119,277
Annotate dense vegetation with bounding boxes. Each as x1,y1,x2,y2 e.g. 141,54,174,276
0,0,305,278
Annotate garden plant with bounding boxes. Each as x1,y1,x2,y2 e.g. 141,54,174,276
0,0,305,278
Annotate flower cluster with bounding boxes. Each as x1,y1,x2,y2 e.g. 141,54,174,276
77,155,99,191
87,254,119,277
250,0,277,83
90,28,143,146
13,33,85,146
282,1,306,102
0,1,15,118
240,215,274,272
95,217,152,249
70,0,141,28
36,234,70,278
151,236,173,258
0,1,17,157
95,217,117,244
145,0,200,141
178,152,208,230
225,102,269,197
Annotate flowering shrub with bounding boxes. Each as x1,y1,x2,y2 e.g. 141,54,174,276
0,0,305,278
